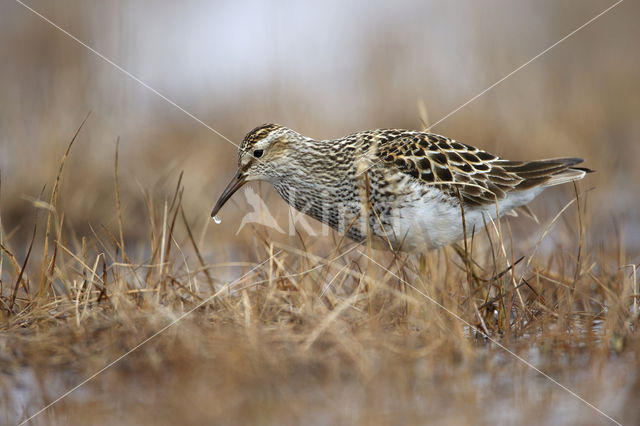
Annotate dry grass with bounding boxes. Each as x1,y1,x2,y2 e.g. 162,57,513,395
2,2,640,424
1,118,638,425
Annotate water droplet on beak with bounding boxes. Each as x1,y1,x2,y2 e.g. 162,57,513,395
213,215,222,224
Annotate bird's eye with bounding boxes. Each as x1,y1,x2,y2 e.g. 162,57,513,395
253,149,264,158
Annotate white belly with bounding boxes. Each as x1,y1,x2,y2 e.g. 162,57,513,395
381,184,544,252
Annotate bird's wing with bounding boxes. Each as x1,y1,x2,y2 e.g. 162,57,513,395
374,131,588,207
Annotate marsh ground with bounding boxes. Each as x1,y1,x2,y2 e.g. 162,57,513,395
1,1,639,424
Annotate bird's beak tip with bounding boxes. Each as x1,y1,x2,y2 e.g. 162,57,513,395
210,169,246,218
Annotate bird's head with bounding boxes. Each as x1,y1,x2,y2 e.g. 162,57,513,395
211,123,296,218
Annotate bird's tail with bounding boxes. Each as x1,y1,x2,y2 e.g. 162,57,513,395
543,166,590,187
496,157,593,190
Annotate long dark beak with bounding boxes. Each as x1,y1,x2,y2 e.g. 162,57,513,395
210,169,247,218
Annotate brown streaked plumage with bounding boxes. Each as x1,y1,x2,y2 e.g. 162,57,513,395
211,124,591,251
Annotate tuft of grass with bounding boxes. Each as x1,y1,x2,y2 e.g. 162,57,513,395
0,122,638,425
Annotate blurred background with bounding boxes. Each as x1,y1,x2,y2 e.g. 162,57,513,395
2,2,640,424
0,0,639,256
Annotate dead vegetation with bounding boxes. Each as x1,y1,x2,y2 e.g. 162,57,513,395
0,117,638,425
2,2,640,424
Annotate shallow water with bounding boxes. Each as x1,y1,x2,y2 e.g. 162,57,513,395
2,343,634,425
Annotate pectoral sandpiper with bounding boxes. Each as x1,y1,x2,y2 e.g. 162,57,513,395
211,124,590,251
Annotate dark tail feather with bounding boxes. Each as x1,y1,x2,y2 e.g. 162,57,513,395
497,157,593,190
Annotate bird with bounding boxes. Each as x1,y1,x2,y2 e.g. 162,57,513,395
211,124,591,252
